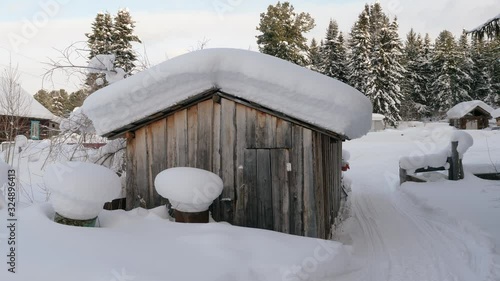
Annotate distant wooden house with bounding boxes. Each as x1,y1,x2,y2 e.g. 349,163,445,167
0,80,58,142
371,113,386,132
447,101,493,130
82,49,372,239
492,108,500,126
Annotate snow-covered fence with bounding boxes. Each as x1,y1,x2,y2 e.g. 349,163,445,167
399,131,473,184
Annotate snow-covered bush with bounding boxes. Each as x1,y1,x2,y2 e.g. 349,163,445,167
44,161,121,221
154,167,223,213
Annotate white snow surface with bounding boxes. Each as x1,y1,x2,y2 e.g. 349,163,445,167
372,113,385,121
0,78,57,121
44,161,121,219
0,204,351,281
155,167,223,212
88,54,116,72
468,13,500,33
446,100,494,119
82,48,372,139
399,130,474,170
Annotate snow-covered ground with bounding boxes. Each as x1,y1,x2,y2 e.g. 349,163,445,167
0,123,500,280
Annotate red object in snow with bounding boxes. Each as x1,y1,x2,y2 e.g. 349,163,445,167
341,163,350,171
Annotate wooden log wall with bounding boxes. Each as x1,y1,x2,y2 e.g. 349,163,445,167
126,96,342,239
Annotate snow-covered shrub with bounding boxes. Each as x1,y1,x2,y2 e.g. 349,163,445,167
154,167,223,213
44,161,121,221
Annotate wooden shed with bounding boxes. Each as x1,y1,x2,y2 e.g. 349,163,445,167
82,49,372,239
447,100,493,130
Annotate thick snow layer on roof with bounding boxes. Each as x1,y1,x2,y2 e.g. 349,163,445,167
0,78,57,121
467,13,500,33
82,48,372,139
446,100,494,119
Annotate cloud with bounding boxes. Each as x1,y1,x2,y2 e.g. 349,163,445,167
0,0,497,95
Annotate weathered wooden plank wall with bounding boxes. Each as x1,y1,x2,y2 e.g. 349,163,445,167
126,96,342,239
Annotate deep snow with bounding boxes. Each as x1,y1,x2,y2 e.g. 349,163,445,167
0,123,499,280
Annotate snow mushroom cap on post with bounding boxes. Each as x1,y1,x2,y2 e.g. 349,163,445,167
44,161,121,221
154,167,223,213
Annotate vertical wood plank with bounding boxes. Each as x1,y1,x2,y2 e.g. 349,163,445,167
271,149,290,233
187,105,198,167
166,115,177,169
255,112,275,148
147,120,169,207
220,99,236,223
196,99,213,171
313,132,325,238
175,109,188,167
288,125,303,236
126,136,137,210
211,100,222,221
234,104,247,225
134,127,150,208
256,149,273,230
246,108,257,148
276,119,292,148
243,149,257,228
302,128,317,237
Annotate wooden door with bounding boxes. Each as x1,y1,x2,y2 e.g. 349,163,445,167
243,149,290,232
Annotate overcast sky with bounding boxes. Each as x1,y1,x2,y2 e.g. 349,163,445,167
0,0,498,95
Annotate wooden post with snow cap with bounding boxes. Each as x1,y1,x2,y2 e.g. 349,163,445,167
449,141,460,181
154,167,223,223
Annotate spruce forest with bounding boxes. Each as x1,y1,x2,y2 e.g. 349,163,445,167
257,2,500,126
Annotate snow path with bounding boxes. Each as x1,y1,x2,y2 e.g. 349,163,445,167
338,133,499,281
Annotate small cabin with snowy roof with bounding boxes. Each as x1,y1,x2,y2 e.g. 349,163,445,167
82,49,372,239
0,79,58,142
447,100,493,130
492,108,500,127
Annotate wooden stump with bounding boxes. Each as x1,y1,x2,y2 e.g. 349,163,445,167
54,213,97,227
174,210,209,223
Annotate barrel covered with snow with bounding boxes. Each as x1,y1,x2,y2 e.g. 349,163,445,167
154,167,223,212
44,162,121,220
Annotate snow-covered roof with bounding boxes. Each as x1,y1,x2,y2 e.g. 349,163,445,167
372,113,385,121
82,48,372,139
492,108,500,119
0,78,57,121
446,100,494,119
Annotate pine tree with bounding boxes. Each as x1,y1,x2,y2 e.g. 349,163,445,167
256,1,315,66
431,30,472,113
51,89,69,117
469,38,493,102
85,12,114,93
401,29,433,119
484,37,500,105
347,6,371,93
112,8,141,74
366,19,405,126
34,89,53,112
67,89,90,112
85,9,141,93
320,19,348,82
308,38,322,72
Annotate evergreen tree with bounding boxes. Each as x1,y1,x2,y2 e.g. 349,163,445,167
347,6,371,93
85,12,114,93
85,9,141,93
431,30,472,113
336,32,348,82
51,89,70,117
485,37,500,105
256,1,315,66
112,8,141,74
34,89,53,112
308,38,322,72
469,38,493,102
366,19,405,126
320,19,348,82
67,89,90,112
